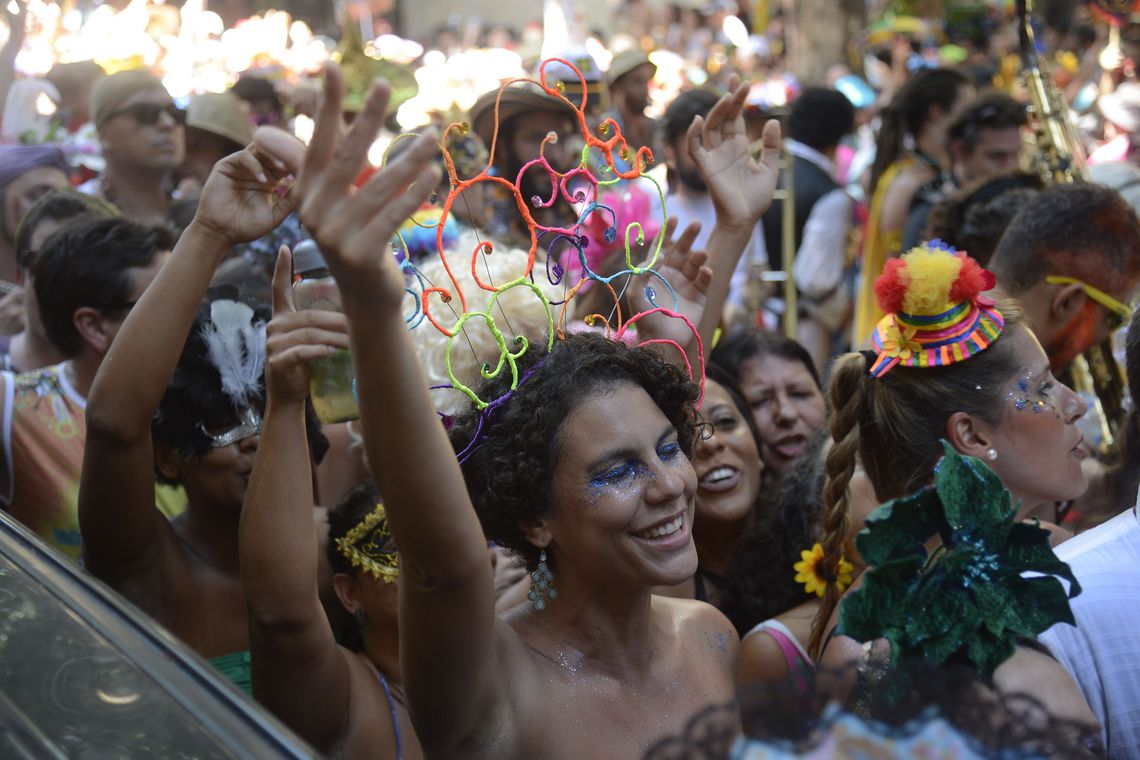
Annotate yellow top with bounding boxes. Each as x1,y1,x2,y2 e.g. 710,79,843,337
853,158,911,345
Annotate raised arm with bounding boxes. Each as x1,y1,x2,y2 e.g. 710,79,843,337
80,147,294,582
687,79,781,358
241,247,356,748
268,66,506,754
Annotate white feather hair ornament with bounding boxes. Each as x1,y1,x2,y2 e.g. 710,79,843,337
201,300,267,409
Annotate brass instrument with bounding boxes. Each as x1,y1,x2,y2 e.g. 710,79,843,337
1017,0,1089,185
1017,0,1126,456
749,138,797,338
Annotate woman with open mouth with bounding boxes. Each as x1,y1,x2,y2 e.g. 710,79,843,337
711,330,827,486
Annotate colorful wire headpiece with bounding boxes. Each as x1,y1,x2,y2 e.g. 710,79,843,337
386,57,705,418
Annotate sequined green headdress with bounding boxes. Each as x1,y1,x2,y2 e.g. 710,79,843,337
837,442,1081,683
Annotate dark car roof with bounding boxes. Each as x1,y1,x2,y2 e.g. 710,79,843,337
0,511,316,758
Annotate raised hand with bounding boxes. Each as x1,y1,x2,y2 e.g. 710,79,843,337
265,246,350,407
687,76,782,229
192,144,296,246
627,217,711,356
287,64,441,309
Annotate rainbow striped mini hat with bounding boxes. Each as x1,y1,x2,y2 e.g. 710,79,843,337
868,240,1004,378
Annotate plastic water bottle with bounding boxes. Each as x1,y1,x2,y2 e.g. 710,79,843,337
291,240,359,423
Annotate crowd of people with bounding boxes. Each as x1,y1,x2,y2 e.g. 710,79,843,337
4,0,1140,757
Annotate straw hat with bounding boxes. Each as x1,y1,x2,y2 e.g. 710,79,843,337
468,83,576,153
186,92,253,148
90,68,166,127
607,49,656,88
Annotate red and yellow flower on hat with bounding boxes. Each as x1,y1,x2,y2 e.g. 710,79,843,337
794,542,853,598
866,240,1004,378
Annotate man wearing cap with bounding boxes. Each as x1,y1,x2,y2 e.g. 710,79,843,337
469,82,580,248
181,91,254,190
0,145,70,336
0,145,69,286
88,68,185,224
606,49,657,155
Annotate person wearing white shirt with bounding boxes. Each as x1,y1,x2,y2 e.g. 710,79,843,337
1039,313,1140,757
1038,505,1140,757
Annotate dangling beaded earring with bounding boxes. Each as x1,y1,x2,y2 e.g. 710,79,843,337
353,609,366,628
528,549,556,610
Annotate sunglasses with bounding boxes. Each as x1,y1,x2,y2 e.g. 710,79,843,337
196,407,262,449
1045,275,1133,331
106,102,186,126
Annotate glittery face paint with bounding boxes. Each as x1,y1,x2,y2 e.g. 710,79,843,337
585,442,684,504
1006,367,1060,416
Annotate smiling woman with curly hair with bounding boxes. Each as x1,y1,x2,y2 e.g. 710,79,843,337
450,333,701,570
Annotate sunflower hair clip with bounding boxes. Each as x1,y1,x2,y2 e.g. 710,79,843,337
335,503,400,583
795,542,853,597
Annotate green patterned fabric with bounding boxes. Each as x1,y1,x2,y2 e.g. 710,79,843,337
208,650,252,696
838,442,1081,683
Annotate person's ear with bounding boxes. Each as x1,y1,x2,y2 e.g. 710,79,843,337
154,439,183,483
72,306,115,355
519,519,553,553
332,572,361,615
1048,282,1087,326
945,410,995,460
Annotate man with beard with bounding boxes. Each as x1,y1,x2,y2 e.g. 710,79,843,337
86,69,185,225
989,183,1140,373
469,83,580,250
661,88,768,323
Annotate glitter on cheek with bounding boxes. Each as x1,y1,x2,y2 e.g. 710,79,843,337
1007,370,1051,414
585,464,655,504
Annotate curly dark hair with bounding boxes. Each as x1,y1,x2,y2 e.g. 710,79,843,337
449,332,701,569
718,429,827,635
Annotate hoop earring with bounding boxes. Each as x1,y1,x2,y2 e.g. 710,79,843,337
528,549,556,610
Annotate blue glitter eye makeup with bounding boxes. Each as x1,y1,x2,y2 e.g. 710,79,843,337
1009,369,1052,414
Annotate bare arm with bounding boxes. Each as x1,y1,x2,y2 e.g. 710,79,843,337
80,147,295,583
241,248,356,749
267,66,507,754
686,79,781,360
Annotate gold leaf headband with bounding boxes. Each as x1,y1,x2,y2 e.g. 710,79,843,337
335,503,400,583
